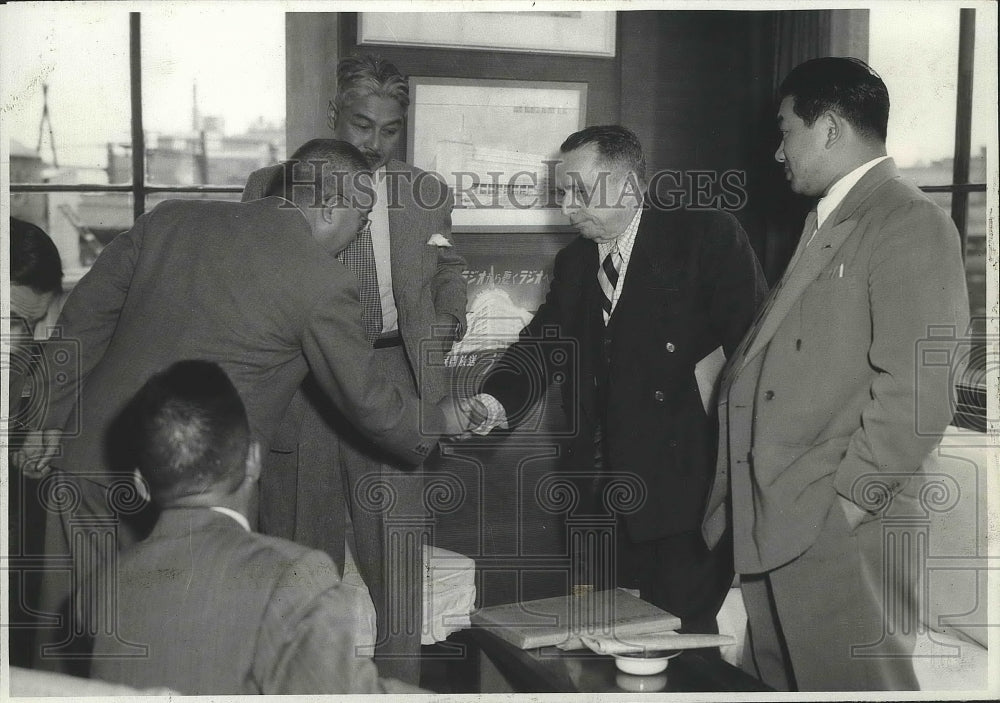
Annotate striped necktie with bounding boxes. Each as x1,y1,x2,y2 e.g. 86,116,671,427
337,222,383,343
598,243,622,325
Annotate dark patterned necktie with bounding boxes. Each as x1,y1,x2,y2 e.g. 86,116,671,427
337,222,383,343
597,243,621,325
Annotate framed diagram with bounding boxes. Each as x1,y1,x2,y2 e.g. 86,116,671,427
359,11,616,58
407,77,587,232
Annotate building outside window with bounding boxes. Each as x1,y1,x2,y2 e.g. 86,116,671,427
4,5,286,275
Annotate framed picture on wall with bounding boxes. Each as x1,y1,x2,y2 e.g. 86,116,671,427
407,76,587,232
359,11,616,58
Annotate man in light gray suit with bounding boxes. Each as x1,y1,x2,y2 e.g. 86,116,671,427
88,360,423,694
702,58,970,691
30,139,465,672
243,54,467,684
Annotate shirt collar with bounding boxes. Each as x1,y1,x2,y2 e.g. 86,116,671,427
597,206,643,260
817,155,890,229
210,506,251,532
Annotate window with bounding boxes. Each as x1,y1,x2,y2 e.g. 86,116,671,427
4,7,285,281
869,6,993,431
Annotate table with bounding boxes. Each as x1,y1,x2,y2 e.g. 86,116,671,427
432,627,774,694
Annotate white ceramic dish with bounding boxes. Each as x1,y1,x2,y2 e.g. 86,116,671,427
612,649,681,675
616,672,669,692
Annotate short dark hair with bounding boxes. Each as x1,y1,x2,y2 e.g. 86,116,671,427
264,139,371,208
779,57,890,142
130,361,250,505
560,125,647,184
10,217,63,295
329,54,409,126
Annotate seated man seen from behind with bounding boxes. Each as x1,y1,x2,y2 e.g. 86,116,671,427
87,360,424,695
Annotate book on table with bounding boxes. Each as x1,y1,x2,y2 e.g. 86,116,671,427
470,588,681,650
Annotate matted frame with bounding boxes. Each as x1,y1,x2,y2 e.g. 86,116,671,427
359,11,616,58
407,76,587,232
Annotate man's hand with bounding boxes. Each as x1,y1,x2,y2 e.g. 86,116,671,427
10,429,62,479
433,313,466,353
435,396,487,438
838,494,870,530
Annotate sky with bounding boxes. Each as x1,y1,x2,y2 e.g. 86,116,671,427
2,3,286,173
1,2,996,174
869,3,996,168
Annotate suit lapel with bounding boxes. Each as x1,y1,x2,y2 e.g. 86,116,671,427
739,158,899,368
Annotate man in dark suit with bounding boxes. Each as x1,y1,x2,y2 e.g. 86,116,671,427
243,54,467,683
702,58,970,690
28,139,466,671
88,360,422,694
472,126,767,634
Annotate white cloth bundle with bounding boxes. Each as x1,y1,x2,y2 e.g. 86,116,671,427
422,544,476,644
574,631,736,655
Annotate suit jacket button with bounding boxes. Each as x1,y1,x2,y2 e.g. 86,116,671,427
665,342,676,352
764,390,775,400
654,390,665,402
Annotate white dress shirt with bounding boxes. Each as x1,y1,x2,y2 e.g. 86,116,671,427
817,156,890,230
210,506,251,532
369,168,398,334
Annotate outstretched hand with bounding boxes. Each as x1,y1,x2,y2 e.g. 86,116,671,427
435,396,488,439
10,429,62,479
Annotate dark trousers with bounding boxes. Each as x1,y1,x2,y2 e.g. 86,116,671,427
7,468,46,668
616,524,734,635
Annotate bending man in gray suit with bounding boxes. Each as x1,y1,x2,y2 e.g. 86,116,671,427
30,139,466,672
702,58,970,690
244,54,468,683
89,360,423,695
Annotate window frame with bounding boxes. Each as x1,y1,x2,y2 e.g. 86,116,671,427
908,8,988,432
8,13,244,225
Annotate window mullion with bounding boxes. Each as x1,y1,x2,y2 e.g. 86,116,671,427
130,12,146,220
951,8,976,258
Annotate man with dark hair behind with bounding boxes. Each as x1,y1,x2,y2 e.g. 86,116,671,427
702,57,970,690
27,139,468,672
8,217,64,424
88,360,422,694
7,217,64,667
470,125,767,635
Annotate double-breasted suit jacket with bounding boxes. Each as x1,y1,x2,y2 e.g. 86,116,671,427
485,205,767,542
702,158,970,573
700,158,969,689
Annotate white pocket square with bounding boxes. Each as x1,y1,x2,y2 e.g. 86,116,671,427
426,233,452,247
